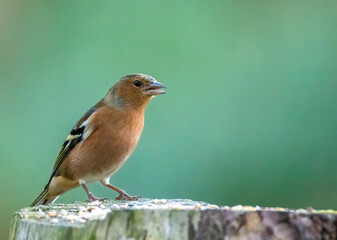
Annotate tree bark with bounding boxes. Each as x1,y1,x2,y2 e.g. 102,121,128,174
10,199,337,240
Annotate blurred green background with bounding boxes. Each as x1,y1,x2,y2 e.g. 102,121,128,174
1,0,337,238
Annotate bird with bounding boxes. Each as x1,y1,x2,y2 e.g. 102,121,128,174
31,74,166,206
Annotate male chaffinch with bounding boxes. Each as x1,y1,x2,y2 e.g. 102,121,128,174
31,74,166,206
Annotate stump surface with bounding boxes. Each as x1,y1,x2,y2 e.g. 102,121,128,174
10,199,337,240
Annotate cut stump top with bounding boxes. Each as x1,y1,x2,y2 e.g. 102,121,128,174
10,199,337,240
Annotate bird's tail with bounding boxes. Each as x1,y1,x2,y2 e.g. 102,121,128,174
31,185,57,207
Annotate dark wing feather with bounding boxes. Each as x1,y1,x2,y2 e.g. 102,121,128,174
46,104,99,185
47,133,83,183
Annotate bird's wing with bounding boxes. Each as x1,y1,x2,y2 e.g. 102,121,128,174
46,102,102,185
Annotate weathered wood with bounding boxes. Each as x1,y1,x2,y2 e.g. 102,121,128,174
10,199,337,240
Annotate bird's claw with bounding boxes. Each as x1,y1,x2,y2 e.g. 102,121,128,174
87,193,108,202
115,190,140,201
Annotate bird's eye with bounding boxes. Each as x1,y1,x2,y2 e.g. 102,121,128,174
134,80,142,87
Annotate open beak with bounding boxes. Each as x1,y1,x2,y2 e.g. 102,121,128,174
145,81,167,96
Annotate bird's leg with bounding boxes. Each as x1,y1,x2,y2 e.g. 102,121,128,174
102,183,140,201
81,183,107,202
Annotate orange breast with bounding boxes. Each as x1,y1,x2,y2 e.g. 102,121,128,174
60,106,145,182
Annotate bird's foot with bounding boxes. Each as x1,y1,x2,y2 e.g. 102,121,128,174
87,193,108,202
115,190,140,201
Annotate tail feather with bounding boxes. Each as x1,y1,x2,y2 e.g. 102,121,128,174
31,185,58,207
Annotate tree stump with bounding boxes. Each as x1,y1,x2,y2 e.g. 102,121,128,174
10,199,337,240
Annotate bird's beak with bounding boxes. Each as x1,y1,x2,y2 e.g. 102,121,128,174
145,81,167,96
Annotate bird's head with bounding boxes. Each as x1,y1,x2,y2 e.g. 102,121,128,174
104,74,167,110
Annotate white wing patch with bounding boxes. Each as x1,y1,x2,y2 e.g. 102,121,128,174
66,134,81,141
80,119,93,140
68,113,95,144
